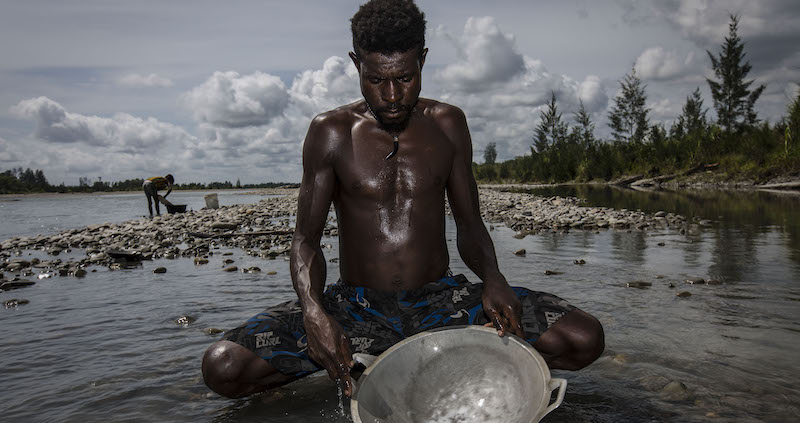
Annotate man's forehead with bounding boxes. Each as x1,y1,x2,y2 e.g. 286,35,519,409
359,50,420,73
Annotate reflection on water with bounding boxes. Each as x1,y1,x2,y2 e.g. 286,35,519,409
1,186,799,422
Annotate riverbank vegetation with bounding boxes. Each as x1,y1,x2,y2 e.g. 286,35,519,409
473,15,800,185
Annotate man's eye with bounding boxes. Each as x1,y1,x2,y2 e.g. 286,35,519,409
399,76,412,83
368,78,381,84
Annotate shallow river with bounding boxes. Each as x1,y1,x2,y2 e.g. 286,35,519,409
1,187,799,422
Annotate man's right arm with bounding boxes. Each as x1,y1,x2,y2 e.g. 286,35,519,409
289,113,355,395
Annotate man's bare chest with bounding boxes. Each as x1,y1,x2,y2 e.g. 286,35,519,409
335,135,453,200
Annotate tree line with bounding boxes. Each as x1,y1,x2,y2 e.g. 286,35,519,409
0,169,296,195
474,15,800,184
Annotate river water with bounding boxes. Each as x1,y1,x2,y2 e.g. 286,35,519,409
1,187,798,422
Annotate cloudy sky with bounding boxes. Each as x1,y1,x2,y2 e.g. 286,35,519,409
1,0,798,185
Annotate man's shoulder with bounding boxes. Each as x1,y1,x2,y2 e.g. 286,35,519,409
418,98,469,145
419,98,465,122
310,100,363,134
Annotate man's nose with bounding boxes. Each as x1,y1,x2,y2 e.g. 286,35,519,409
381,80,402,104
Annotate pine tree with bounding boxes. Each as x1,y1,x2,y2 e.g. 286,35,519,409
533,92,568,153
608,68,649,143
483,142,497,165
706,14,766,133
671,87,708,138
572,101,595,148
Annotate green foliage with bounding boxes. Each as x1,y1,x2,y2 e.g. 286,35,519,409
483,142,497,165
533,92,568,153
608,68,649,143
706,14,766,134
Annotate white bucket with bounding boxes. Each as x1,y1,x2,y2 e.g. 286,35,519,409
204,193,219,209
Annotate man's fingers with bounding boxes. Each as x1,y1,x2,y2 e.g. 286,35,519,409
506,307,525,338
491,312,506,336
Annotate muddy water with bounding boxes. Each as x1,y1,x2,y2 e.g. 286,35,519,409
1,187,799,422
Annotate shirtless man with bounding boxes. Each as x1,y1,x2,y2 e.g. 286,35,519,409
202,0,604,400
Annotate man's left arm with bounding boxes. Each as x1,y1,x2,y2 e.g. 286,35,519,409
164,181,172,198
441,106,524,338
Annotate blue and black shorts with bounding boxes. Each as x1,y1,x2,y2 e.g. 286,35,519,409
221,274,576,376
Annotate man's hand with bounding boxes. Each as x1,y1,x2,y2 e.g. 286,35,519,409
303,310,355,396
482,282,524,338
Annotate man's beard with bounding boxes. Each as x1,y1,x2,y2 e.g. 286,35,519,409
368,101,417,134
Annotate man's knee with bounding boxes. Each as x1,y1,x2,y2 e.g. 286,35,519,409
202,340,253,398
535,309,605,370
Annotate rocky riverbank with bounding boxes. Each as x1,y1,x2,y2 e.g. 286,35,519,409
1,186,700,292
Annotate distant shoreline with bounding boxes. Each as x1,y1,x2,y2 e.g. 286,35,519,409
0,187,297,199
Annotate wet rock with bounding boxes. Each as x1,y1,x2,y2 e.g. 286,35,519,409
175,316,196,326
223,259,235,264
573,259,586,265
660,381,690,400
203,328,224,335
222,252,233,256
4,298,30,308
668,283,676,288
514,249,526,256
512,232,527,239
153,267,167,274
626,281,652,289
0,280,36,291
194,257,209,265
676,291,692,298
657,242,666,246
223,266,238,272
243,266,261,273
73,269,87,278
544,270,563,275
329,257,339,263
654,211,667,218
267,271,277,275
685,277,706,284
707,279,722,285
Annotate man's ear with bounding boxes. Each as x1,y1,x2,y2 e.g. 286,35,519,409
419,48,428,70
349,51,361,73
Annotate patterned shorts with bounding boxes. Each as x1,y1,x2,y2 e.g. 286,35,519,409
221,274,576,376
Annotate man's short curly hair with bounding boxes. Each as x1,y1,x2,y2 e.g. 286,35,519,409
351,0,426,59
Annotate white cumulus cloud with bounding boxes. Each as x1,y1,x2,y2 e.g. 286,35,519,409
181,71,290,128
118,72,174,88
10,96,196,149
434,17,526,93
634,47,695,81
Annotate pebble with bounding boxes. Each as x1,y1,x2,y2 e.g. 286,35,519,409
685,277,706,284
626,281,652,289
244,267,261,273
267,271,277,275
73,269,87,277
223,266,238,272
194,258,209,265
660,381,690,400
676,291,692,298
153,267,167,274
223,259,235,264
4,298,30,307
203,328,224,335
175,316,196,326
574,259,586,265
544,270,563,275
514,249,526,256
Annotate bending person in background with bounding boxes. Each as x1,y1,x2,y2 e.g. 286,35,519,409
142,174,174,217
